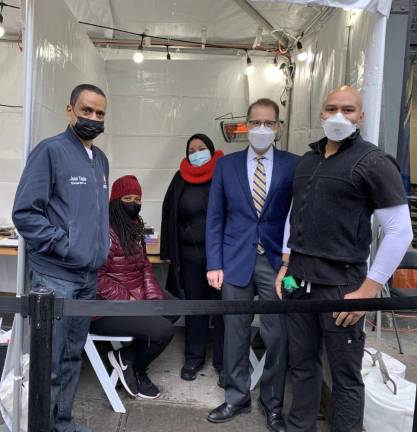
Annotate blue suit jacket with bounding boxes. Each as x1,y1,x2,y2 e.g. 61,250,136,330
206,147,299,287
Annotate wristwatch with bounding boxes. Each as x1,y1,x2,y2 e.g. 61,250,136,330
281,261,289,268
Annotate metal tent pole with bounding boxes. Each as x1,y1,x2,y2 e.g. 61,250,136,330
11,0,35,430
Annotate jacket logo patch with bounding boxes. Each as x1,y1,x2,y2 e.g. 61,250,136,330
70,176,87,185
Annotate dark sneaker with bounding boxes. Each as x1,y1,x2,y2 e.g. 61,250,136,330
108,350,138,397
136,370,161,399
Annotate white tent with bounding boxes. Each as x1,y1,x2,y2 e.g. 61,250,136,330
0,0,404,430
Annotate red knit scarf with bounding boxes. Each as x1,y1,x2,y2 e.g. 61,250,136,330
179,150,224,184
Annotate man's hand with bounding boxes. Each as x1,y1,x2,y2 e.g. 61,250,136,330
275,266,288,299
207,269,224,290
333,278,382,327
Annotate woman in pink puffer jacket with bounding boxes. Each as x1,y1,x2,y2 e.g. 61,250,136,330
90,175,174,400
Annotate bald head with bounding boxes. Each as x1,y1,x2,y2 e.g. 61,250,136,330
321,85,364,125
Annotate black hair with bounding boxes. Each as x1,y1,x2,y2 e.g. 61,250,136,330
186,133,215,160
109,199,145,256
247,98,280,121
70,84,106,106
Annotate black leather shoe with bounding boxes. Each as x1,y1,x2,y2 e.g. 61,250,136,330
180,363,203,381
258,398,286,432
217,370,225,388
207,401,251,423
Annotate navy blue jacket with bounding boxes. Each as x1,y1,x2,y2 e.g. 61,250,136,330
206,147,298,287
12,127,110,282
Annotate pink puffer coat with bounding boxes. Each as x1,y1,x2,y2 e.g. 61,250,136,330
97,228,164,301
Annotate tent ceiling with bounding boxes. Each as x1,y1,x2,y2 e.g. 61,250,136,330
0,1,331,53
66,0,328,50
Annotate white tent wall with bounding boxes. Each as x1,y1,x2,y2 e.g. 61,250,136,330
104,54,286,231
288,8,384,155
0,45,23,226
0,0,106,297
30,0,107,148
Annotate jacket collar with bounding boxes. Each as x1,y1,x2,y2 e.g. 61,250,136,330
310,130,361,155
65,126,98,161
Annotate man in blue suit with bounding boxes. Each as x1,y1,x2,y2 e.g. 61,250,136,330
206,98,298,432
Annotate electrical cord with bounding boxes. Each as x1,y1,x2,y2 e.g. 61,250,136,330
79,20,282,54
0,103,23,108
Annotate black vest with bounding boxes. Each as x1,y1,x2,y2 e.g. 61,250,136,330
288,134,379,264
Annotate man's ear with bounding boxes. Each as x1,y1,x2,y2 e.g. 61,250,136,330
66,104,73,123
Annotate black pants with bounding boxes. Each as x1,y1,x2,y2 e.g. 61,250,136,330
90,315,174,372
286,281,365,432
222,254,287,412
180,247,224,370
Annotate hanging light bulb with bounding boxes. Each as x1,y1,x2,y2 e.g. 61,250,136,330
133,46,144,63
166,45,171,60
132,35,145,63
296,40,307,62
246,51,255,75
265,55,283,81
0,8,5,39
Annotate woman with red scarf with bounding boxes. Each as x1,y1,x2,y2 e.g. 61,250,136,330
161,134,225,386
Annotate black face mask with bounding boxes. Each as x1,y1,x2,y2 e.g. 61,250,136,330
73,116,105,141
122,202,141,219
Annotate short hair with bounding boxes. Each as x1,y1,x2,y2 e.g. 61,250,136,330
69,84,106,106
247,98,280,121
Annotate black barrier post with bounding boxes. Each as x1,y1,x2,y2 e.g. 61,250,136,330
28,288,54,432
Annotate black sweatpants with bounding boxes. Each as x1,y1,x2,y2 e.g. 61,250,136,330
285,281,365,432
180,248,224,370
90,315,174,372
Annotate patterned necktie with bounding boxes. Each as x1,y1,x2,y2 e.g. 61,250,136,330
252,157,266,254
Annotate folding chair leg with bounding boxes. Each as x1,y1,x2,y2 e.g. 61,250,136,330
391,311,404,355
250,349,266,391
84,336,126,413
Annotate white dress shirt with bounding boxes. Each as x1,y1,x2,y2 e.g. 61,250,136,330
247,145,274,195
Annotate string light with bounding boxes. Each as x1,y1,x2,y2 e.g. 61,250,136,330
132,35,145,63
265,55,283,81
246,50,255,75
296,40,307,62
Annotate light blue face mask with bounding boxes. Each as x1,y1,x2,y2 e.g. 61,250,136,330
189,149,212,167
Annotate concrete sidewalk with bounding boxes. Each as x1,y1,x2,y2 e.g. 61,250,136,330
73,328,330,431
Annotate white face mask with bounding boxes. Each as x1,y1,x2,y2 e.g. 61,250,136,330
321,112,357,142
248,125,276,152
188,149,211,167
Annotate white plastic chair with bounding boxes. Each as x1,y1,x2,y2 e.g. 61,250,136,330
84,333,133,413
249,315,266,390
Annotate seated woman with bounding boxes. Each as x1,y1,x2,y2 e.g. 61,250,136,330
90,175,174,400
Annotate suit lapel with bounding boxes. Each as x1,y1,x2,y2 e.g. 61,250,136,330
235,149,258,217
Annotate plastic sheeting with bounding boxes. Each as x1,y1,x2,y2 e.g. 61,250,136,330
256,0,392,16
30,0,107,147
287,8,386,155
0,0,108,427
288,8,347,155
105,56,251,231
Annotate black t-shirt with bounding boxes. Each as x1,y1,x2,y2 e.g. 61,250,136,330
288,148,407,285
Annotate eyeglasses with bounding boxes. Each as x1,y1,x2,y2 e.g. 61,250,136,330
247,120,278,128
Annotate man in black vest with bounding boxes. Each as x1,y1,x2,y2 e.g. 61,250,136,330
277,86,413,432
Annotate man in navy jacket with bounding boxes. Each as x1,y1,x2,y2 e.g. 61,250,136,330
13,84,109,432
206,98,298,432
